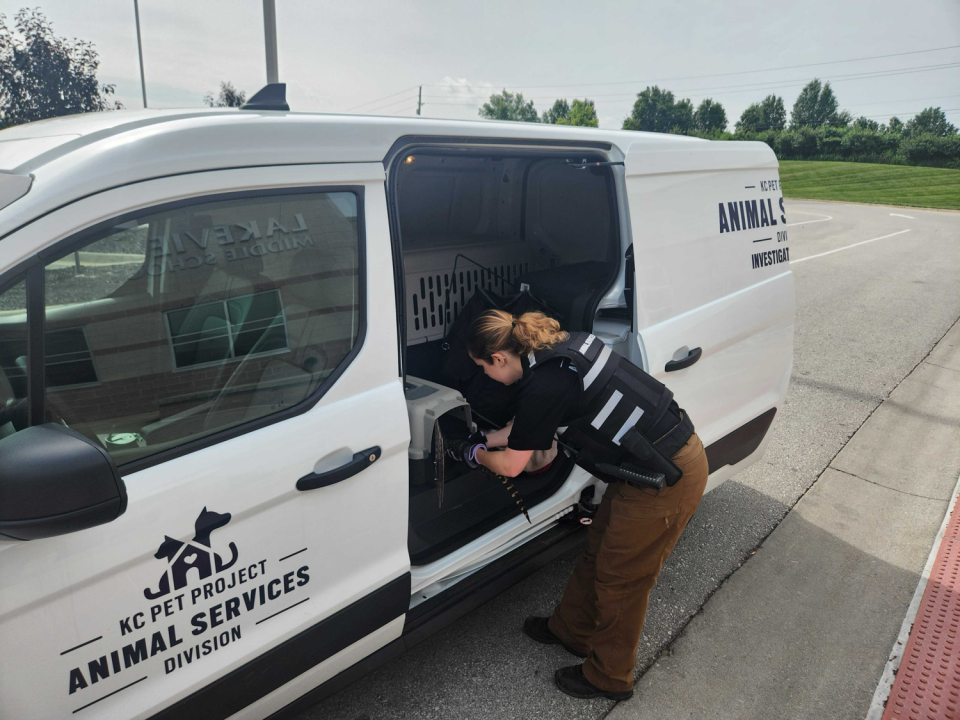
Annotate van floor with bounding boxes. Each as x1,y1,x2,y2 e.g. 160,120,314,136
408,450,575,566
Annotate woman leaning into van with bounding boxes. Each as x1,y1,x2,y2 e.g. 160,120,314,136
448,309,710,701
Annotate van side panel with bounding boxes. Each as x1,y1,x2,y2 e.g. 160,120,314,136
624,141,794,488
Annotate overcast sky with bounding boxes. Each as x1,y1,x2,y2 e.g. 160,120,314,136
14,0,960,129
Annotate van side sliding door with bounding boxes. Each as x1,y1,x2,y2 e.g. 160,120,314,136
0,164,410,720
623,141,795,490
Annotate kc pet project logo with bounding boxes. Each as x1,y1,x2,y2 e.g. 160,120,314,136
66,507,310,700
145,507,239,599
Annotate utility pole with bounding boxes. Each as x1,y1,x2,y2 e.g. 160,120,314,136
133,0,147,108
263,0,279,84
417,86,422,116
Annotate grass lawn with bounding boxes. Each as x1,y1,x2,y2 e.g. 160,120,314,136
778,160,960,211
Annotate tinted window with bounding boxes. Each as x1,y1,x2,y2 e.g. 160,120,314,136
166,291,289,369
42,191,361,465
0,278,28,438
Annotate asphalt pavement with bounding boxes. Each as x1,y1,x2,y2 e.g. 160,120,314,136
298,200,960,720
607,303,960,720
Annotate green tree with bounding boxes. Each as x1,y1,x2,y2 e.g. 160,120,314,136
541,98,569,124
887,116,904,134
904,107,957,138
833,109,853,128
479,89,539,122
622,86,693,134
693,98,727,132
203,81,246,108
671,98,694,134
0,8,121,129
556,98,598,127
735,95,786,132
853,116,879,132
790,79,840,129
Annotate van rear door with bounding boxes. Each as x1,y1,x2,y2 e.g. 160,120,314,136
623,140,795,490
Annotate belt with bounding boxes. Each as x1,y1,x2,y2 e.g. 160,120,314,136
651,410,695,460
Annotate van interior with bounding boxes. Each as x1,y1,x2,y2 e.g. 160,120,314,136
394,148,628,564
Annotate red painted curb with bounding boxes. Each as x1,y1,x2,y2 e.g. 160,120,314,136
883,504,960,720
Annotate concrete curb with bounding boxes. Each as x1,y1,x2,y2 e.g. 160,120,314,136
865,471,960,720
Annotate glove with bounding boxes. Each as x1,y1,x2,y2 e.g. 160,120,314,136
446,439,487,468
466,429,486,445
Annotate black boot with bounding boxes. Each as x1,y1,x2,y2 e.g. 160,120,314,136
522,616,588,658
554,664,634,701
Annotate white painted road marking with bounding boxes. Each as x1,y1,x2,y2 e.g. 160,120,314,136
783,211,833,227
890,213,916,219
792,229,911,264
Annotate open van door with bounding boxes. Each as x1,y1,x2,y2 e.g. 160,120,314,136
623,140,795,490
0,164,410,720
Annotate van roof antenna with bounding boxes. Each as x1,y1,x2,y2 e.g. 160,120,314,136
241,1,289,111
241,83,289,111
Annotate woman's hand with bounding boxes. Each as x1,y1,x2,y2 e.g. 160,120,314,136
481,425,511,448
446,439,487,468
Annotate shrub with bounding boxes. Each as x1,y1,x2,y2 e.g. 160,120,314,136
842,130,885,157
795,127,819,157
819,133,842,156
632,107,958,168
774,132,798,159
900,133,960,164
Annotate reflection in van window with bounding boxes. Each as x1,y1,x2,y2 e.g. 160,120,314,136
166,290,288,369
0,278,28,439
41,191,360,465
0,327,99,392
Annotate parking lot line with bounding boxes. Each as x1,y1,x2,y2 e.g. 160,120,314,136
792,229,911,264
784,211,833,227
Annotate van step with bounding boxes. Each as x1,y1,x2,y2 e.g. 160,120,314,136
412,487,511,546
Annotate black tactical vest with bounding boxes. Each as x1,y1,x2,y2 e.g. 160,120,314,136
530,332,691,480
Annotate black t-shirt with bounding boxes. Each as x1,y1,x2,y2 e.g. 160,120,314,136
507,357,581,451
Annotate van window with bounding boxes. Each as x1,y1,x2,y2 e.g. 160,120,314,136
41,190,361,466
166,290,288,369
0,277,28,439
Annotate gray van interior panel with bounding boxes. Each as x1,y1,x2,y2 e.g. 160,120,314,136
395,147,622,563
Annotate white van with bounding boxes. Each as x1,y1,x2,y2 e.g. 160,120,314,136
0,98,794,719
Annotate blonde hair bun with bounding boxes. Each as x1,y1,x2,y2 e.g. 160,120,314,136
468,309,568,360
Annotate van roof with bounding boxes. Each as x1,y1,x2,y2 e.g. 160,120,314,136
0,108,701,172
0,109,772,238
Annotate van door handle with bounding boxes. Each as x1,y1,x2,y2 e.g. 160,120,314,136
296,447,381,491
665,347,702,372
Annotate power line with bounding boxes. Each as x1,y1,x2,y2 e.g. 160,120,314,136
348,45,960,117
360,94,420,114
385,106,420,116
346,86,418,111
421,62,960,100
420,63,960,106
421,44,960,91
420,94,960,121
845,94,960,109
862,107,959,119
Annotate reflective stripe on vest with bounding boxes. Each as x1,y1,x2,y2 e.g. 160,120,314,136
531,332,674,456
582,344,612,392
613,407,645,445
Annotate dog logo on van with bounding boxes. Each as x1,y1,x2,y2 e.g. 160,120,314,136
144,507,239,600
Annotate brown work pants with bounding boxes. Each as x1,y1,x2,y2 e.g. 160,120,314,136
548,432,709,692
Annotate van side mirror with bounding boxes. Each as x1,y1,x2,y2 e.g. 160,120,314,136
0,424,127,540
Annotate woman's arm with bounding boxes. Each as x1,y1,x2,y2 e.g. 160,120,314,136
476,447,532,478
482,422,513,448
